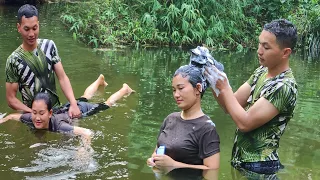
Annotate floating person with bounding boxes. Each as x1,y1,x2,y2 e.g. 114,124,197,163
0,74,135,147
146,56,221,173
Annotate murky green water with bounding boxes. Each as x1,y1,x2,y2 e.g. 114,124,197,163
0,4,319,180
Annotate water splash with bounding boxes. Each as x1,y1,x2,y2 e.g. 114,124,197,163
12,143,98,179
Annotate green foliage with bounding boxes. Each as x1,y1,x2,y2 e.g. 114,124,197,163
288,0,320,51
243,0,299,26
60,0,320,51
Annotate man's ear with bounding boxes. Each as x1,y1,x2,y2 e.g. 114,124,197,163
17,23,21,33
282,48,292,59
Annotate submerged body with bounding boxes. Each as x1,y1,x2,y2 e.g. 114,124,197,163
147,63,220,174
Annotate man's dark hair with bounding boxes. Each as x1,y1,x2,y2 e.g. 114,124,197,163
263,19,297,50
32,93,52,111
17,4,38,23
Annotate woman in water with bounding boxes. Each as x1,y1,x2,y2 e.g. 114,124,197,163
0,74,134,146
146,64,220,172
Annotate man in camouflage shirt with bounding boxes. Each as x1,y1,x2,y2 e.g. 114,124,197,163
5,4,81,118
205,19,298,175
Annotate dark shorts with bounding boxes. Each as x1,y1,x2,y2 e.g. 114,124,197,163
231,166,280,180
53,97,109,117
232,160,284,175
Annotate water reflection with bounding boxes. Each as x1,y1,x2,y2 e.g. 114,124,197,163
231,167,280,180
149,167,219,180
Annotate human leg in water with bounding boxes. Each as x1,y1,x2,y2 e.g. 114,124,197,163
105,83,135,107
81,74,135,107
81,74,108,100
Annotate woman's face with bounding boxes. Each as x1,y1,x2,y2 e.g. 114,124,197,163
172,74,201,110
31,100,52,129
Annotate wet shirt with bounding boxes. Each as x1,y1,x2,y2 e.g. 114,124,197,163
157,112,220,165
5,39,61,108
20,113,74,133
231,66,298,167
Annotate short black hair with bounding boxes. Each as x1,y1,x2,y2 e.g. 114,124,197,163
32,93,52,111
263,19,297,50
17,4,38,23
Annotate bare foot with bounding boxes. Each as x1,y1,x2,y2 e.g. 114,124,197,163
98,74,108,87
123,83,135,96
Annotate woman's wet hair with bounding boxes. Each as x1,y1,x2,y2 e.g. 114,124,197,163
17,4,38,23
173,64,208,98
32,93,52,111
263,19,297,50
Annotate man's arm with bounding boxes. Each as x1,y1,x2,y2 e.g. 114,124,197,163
234,82,251,108
53,62,81,118
6,83,32,112
207,65,280,132
219,84,279,132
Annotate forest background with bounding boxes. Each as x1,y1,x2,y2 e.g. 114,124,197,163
2,0,320,52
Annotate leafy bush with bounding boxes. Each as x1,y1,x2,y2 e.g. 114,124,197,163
60,0,320,51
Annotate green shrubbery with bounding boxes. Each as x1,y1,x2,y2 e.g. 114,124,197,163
60,0,320,51
288,0,320,51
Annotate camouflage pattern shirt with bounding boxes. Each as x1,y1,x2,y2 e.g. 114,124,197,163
231,66,298,167
5,39,61,107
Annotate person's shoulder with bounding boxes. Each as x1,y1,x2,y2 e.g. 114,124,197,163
278,69,298,93
193,115,219,137
37,38,55,45
53,113,69,118
7,46,23,62
165,112,180,119
37,38,54,42
198,115,217,129
162,112,180,124
253,66,267,74
20,113,32,121
51,113,70,122
20,113,35,128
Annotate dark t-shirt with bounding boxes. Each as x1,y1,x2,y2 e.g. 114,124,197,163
157,112,220,165
20,113,74,133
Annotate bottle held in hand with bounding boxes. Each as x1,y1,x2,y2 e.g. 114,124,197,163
156,145,165,155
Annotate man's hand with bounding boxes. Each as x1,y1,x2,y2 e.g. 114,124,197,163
68,103,81,118
205,65,230,96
